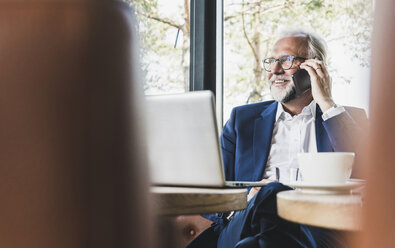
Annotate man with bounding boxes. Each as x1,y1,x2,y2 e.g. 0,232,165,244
187,29,367,248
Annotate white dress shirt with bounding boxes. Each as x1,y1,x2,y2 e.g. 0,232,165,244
263,101,345,180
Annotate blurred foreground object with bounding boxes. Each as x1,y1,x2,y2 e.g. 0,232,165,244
0,1,152,247
355,0,395,247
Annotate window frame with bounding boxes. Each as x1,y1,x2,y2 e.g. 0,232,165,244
189,0,224,127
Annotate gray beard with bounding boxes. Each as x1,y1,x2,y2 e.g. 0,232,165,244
280,86,296,103
270,84,297,103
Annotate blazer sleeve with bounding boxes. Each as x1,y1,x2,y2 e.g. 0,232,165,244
322,108,368,178
322,107,368,152
220,108,237,181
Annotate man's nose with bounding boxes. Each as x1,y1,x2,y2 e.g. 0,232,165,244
272,61,284,74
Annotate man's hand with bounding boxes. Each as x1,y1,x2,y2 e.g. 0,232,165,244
300,58,335,112
247,186,261,201
247,179,276,201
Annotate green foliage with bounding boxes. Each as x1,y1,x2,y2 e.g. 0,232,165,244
306,0,325,11
129,0,373,117
223,0,374,112
129,0,187,94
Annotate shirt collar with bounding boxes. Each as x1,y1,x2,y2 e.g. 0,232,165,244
275,100,316,122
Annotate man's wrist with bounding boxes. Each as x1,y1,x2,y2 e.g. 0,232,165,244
322,103,345,121
318,99,335,112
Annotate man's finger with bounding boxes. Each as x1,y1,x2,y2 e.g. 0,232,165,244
314,59,329,77
259,179,276,183
303,60,329,78
300,64,318,81
314,66,325,78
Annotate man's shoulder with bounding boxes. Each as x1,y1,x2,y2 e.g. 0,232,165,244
232,100,276,115
343,105,367,117
343,105,365,112
343,105,368,122
225,100,276,129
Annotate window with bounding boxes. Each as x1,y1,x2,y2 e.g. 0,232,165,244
131,0,374,123
131,0,190,95
223,0,374,121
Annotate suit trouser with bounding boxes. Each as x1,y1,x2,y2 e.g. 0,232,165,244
187,182,346,248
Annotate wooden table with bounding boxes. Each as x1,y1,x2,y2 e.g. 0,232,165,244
277,190,363,231
151,186,248,215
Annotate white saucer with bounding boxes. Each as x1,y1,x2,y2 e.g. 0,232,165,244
286,179,365,194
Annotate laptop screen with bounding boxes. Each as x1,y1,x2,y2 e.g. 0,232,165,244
145,91,226,187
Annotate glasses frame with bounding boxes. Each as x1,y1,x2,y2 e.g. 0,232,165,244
262,55,308,72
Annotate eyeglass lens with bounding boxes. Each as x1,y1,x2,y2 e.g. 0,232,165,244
264,56,293,71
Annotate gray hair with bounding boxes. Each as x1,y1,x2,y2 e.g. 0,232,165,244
277,28,328,64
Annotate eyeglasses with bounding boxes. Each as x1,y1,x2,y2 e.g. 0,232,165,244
262,55,307,72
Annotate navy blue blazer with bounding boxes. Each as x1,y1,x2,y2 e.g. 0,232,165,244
204,101,367,224
221,101,367,182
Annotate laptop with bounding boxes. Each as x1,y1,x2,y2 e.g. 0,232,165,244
145,91,271,188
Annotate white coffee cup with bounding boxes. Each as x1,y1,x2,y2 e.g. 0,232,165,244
297,152,355,185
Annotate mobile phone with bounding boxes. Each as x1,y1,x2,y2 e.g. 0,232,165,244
292,69,311,96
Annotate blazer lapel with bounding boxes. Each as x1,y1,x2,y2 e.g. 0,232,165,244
252,101,278,181
315,105,333,152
